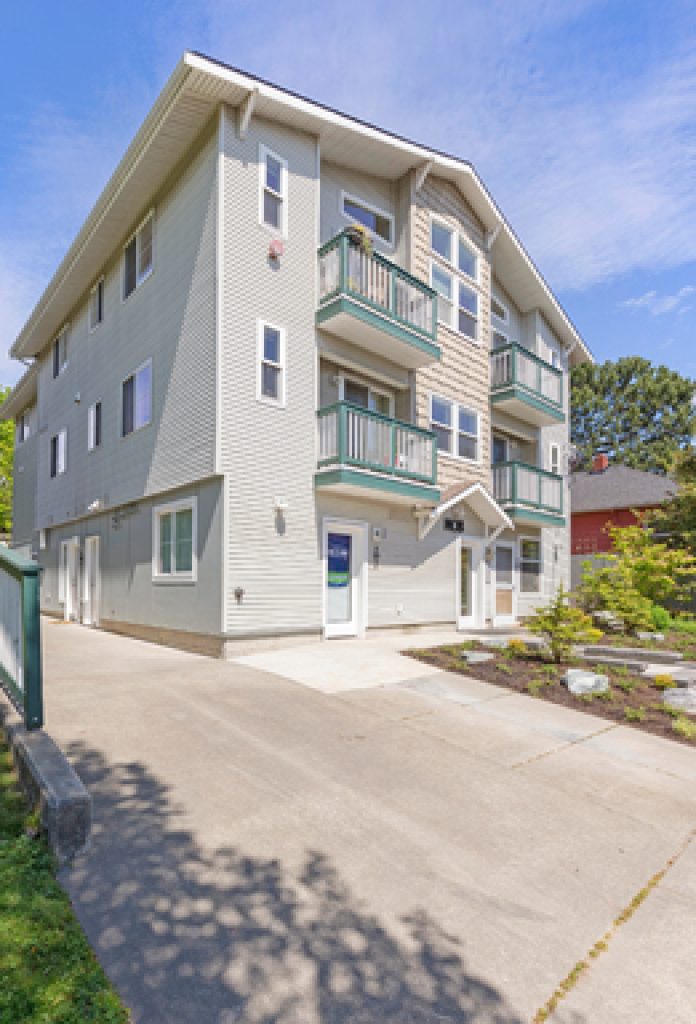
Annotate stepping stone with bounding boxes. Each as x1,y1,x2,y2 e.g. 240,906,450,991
463,651,495,665
562,668,609,695
664,688,696,715
637,631,665,643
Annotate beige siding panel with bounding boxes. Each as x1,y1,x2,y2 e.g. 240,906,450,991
411,175,491,490
35,125,219,530
220,108,321,635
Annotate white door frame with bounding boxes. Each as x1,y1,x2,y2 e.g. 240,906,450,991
322,518,368,639
83,535,100,627
64,537,81,622
456,536,484,629
493,541,516,626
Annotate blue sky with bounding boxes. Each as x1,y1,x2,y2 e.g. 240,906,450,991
1,0,695,384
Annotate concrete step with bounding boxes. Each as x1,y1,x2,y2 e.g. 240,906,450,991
578,645,684,665
579,653,649,674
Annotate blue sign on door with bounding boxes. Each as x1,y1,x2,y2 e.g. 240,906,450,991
327,533,351,588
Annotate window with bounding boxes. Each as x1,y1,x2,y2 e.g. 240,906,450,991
50,429,67,478
17,408,33,444
491,295,509,322
88,401,102,451
430,395,480,461
342,193,394,245
519,538,542,593
153,498,197,582
549,442,561,475
122,360,152,436
492,435,508,465
492,330,508,349
123,212,153,298
257,321,286,405
259,145,288,235
89,278,104,330
52,328,68,379
430,218,479,339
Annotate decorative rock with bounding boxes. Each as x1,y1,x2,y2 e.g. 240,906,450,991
562,668,610,696
524,637,548,652
593,610,625,633
636,632,665,643
463,651,495,665
663,689,696,715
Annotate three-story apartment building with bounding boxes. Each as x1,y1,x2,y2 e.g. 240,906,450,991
3,52,592,656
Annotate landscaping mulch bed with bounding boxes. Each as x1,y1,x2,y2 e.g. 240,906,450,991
407,641,696,748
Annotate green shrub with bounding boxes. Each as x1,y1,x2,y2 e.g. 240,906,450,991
506,638,529,658
671,617,696,635
625,707,646,722
672,716,696,741
652,674,676,690
527,586,601,664
650,605,673,631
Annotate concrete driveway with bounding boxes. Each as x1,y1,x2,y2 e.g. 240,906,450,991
40,619,696,1024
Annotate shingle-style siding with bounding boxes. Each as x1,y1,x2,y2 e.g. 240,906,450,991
39,478,223,635
34,122,219,531
220,107,321,635
411,175,491,490
12,425,38,547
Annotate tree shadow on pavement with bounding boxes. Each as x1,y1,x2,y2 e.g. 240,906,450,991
62,742,525,1024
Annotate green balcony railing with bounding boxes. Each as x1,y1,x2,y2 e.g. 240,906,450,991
490,342,563,409
492,460,563,516
0,546,43,730
318,230,438,344
318,402,437,485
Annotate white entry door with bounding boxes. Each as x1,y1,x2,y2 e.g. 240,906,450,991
62,538,81,622
493,543,516,625
457,540,482,628
83,536,100,626
324,521,367,639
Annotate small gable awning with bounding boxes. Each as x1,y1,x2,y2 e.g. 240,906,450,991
416,480,512,539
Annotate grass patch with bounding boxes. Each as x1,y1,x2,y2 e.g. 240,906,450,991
0,731,129,1023
625,706,646,722
672,716,696,742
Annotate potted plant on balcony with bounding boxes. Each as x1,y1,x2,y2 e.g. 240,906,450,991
345,222,373,257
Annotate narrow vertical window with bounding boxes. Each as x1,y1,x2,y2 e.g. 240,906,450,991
50,429,67,477
153,499,197,581
89,278,104,330
257,322,286,405
52,329,68,378
88,401,102,451
549,442,561,475
430,396,453,453
121,361,152,436
123,212,154,298
259,145,288,235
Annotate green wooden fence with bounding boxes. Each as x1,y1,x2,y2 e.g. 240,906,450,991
0,546,43,730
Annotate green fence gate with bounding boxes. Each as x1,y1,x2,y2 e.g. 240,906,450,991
0,546,43,730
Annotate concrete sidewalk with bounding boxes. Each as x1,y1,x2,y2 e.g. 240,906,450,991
38,620,696,1023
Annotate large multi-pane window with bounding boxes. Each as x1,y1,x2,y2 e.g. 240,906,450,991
430,219,479,340
429,395,480,461
153,498,196,582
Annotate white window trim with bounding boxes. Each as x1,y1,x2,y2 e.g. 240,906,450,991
122,209,154,300
50,428,67,478
429,259,480,344
430,213,480,285
121,358,153,437
89,277,105,332
491,293,510,324
152,496,198,584
52,325,69,378
258,144,288,238
88,401,102,453
340,190,395,247
16,406,34,445
518,535,543,594
429,393,481,464
256,320,287,408
549,441,561,476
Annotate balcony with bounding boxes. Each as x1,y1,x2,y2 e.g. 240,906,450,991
317,230,440,369
315,402,440,505
492,461,565,525
490,343,564,426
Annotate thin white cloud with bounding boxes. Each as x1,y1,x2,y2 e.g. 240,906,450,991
622,286,696,315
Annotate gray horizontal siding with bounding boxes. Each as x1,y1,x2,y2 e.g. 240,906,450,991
35,122,219,530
